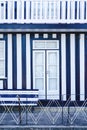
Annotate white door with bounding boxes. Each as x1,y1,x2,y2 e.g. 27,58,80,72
33,50,60,99
33,51,45,99
47,51,59,99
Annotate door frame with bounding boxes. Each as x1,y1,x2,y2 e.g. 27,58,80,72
32,40,60,100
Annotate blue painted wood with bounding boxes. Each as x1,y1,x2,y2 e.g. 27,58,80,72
66,33,71,100
22,34,26,90
85,34,87,99
0,90,38,106
4,34,7,90
75,34,80,101
12,34,17,90
0,24,87,30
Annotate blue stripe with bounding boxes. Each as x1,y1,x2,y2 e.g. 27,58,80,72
31,34,33,90
22,34,26,90
6,2,7,19
85,34,87,99
59,34,61,100
24,1,26,19
0,94,38,98
12,34,17,90
4,34,7,90
15,2,17,19
66,33,71,100
75,34,80,101
0,24,87,30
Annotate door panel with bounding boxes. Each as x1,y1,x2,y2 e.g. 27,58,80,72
47,51,59,99
33,51,45,99
33,50,60,99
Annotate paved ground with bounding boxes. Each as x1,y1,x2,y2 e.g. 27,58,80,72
0,106,87,126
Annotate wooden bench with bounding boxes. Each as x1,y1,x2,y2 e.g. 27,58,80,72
0,90,38,106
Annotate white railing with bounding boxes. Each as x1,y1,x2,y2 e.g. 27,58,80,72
0,0,87,24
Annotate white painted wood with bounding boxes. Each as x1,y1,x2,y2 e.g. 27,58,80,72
0,0,86,23
26,34,31,89
80,34,85,101
0,90,38,95
0,41,5,78
61,34,66,100
47,51,59,99
17,0,21,21
26,0,30,20
71,0,75,22
35,1,38,19
67,0,70,22
34,34,39,38
80,0,84,21
0,81,3,89
33,51,45,99
12,0,15,21
8,1,11,20
49,1,51,19
62,0,66,21
31,1,34,20
44,1,47,19
70,34,75,101
0,2,1,20
43,34,48,38
0,34,3,39
52,34,57,38
40,0,42,19
0,98,38,102
3,1,5,21
7,34,12,89
17,34,22,89
77,1,79,20
21,0,24,21
57,0,60,20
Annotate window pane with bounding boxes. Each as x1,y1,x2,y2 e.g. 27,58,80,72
35,66,44,77
49,66,57,77
0,60,5,76
46,41,58,49
35,78,44,90
33,41,45,49
35,52,44,65
48,78,57,90
33,40,59,49
48,52,57,65
0,41,5,77
0,42,5,58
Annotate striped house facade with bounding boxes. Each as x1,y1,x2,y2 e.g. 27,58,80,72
0,32,86,101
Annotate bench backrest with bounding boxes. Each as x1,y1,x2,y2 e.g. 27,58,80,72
0,90,38,106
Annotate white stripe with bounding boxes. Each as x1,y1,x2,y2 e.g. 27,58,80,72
0,81,3,89
0,98,38,102
0,91,38,95
80,34,85,100
7,34,12,89
26,34,31,89
61,34,66,100
0,34,3,38
70,34,75,100
17,34,22,89
0,104,37,106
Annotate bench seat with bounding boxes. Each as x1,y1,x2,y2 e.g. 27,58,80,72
0,90,38,106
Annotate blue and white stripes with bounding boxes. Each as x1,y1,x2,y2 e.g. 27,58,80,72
7,33,31,90
0,32,86,101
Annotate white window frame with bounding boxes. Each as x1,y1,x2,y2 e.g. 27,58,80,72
33,40,59,50
0,40,5,78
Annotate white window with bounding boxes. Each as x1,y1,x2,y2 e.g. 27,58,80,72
33,40,59,49
0,41,5,78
